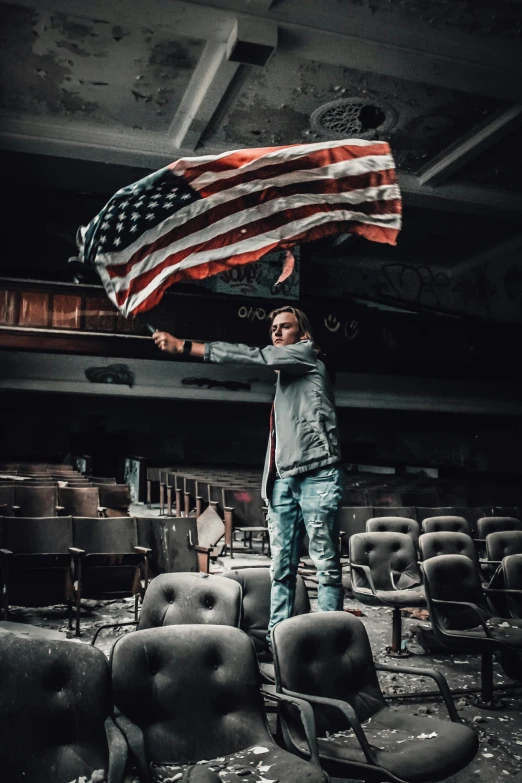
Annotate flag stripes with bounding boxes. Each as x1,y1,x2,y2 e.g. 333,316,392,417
81,139,402,316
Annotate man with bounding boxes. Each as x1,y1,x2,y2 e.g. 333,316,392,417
152,306,344,641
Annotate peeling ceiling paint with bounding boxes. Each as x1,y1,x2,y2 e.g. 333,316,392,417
0,4,204,129
343,0,522,41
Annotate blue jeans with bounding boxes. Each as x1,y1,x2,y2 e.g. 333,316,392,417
267,465,344,641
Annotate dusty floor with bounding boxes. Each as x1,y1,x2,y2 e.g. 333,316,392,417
2,503,522,783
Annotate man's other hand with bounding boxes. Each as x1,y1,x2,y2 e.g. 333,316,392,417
152,331,183,354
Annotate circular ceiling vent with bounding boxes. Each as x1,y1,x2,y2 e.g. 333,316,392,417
311,98,397,139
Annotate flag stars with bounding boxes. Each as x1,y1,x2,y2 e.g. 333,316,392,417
116,222,124,233
113,236,122,246
129,224,139,233
145,212,156,221
131,212,140,222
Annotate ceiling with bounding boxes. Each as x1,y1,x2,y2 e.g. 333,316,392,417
1,0,521,319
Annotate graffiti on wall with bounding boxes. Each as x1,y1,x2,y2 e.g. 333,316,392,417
199,247,300,300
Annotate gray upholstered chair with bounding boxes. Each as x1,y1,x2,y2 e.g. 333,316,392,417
0,633,127,783
110,625,327,783
349,532,426,656
272,611,478,783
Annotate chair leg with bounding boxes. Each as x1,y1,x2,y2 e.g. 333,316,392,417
474,652,504,709
134,592,139,621
67,598,73,632
386,607,411,658
146,479,151,509
159,483,164,515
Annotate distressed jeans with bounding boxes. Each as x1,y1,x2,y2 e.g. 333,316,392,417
267,464,344,641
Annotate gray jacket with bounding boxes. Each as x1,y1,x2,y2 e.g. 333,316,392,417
204,339,342,501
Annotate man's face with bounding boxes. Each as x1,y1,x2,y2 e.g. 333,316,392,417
271,312,305,346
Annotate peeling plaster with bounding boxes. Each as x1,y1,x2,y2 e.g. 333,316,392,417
0,4,204,131
343,0,522,41
216,51,501,169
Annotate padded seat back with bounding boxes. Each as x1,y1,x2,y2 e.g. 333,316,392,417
72,516,137,552
3,517,73,553
98,484,131,517
222,567,310,660
0,635,110,783
14,486,57,516
366,516,420,544
58,487,100,516
111,625,269,764
421,516,471,536
72,517,141,597
419,531,477,564
477,517,522,539
1,518,74,607
486,531,522,562
349,532,421,593
422,554,489,631
138,573,242,630
273,611,386,736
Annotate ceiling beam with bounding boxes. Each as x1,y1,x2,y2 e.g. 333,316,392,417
417,105,522,186
6,0,522,101
397,172,522,219
168,39,241,150
1,117,520,217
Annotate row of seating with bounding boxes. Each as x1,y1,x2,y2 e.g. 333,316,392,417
0,570,481,783
0,516,150,635
348,516,522,701
0,483,131,517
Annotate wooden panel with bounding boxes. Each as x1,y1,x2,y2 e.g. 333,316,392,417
51,294,82,329
18,291,49,327
0,290,17,325
84,297,115,332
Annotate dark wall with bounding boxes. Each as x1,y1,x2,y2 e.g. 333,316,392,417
1,389,521,479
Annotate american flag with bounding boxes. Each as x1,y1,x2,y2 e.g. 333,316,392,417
78,139,402,317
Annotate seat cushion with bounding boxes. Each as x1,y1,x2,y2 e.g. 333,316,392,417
353,585,426,607
149,741,325,782
294,707,478,783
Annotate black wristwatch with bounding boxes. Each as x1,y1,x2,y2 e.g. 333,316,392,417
182,340,193,355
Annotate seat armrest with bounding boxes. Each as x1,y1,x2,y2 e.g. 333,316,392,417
485,587,522,595
97,506,107,517
104,715,128,783
279,687,377,766
69,547,86,556
376,662,459,722
113,714,150,783
55,506,65,514
480,559,501,566
134,546,151,555
195,544,211,553
350,562,378,595
0,548,13,556
261,685,321,769
431,598,493,638
91,620,138,646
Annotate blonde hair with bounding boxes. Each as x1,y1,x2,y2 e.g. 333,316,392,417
268,305,315,343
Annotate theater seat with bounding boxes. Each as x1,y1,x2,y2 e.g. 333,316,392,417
366,517,420,546
222,567,310,681
350,532,426,656
421,516,472,536
92,572,242,646
0,633,127,783
138,572,242,629
110,625,327,783
272,612,478,783
422,554,522,705
419,531,479,567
